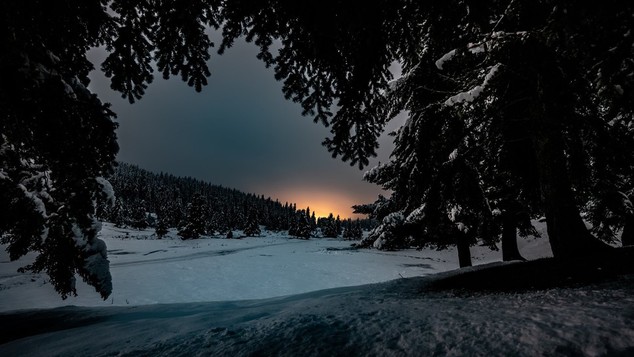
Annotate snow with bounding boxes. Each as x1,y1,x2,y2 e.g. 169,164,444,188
95,177,115,206
405,205,425,224
445,64,501,106
0,222,551,312
615,84,624,95
435,49,457,70
448,148,459,162
2,222,632,356
1,265,632,356
468,43,486,54
17,183,48,218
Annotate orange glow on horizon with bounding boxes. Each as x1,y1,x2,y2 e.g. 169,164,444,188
261,185,365,220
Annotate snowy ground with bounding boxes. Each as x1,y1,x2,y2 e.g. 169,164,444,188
0,222,551,312
3,222,633,356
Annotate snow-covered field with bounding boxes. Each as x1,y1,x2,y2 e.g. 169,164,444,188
0,222,551,312
2,222,633,356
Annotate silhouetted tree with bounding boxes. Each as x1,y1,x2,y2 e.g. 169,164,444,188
321,213,338,238
220,1,633,262
290,210,312,239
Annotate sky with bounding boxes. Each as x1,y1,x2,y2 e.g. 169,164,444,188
88,37,402,219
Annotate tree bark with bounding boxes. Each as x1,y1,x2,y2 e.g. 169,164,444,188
456,234,472,267
532,116,611,259
502,211,525,261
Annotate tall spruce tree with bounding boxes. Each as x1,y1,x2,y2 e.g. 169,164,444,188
220,1,633,262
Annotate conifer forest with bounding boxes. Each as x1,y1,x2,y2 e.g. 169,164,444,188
1,1,634,356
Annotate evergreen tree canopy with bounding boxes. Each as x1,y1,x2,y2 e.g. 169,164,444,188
3,1,632,299
1,0,221,298
321,213,338,238
224,1,633,260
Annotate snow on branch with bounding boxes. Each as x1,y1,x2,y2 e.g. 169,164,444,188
71,220,112,299
388,63,419,91
405,204,425,224
435,49,457,70
96,177,116,206
444,64,501,106
435,42,488,71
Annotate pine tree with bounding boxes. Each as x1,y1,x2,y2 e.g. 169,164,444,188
243,209,261,237
129,201,148,230
221,1,633,263
1,0,220,298
290,210,312,239
110,198,127,228
352,220,363,240
310,212,317,230
178,193,207,240
322,213,338,238
365,213,409,251
343,219,364,241
155,216,169,239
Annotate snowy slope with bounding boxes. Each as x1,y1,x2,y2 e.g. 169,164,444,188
1,274,633,356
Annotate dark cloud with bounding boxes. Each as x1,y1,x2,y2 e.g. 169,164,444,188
88,37,398,218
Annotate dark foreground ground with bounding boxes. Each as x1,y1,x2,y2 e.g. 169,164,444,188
1,248,634,356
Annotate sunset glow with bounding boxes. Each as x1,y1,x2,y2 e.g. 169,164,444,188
262,185,365,219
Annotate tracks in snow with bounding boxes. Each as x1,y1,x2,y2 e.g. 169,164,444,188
110,240,305,268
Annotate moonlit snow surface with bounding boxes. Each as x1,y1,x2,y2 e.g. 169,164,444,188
0,223,551,312
2,222,633,356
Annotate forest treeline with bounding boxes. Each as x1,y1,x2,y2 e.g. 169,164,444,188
97,163,371,240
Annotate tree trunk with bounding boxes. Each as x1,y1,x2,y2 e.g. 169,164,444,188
622,215,634,247
456,234,472,268
502,211,525,261
532,116,611,259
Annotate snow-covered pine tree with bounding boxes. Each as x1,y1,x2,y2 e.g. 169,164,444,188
311,212,317,230
364,212,409,251
155,216,169,239
321,213,338,238
352,220,363,240
109,198,127,228
243,209,261,237
219,0,633,262
178,193,207,240
290,210,312,239
343,219,360,240
0,1,122,299
129,200,149,230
